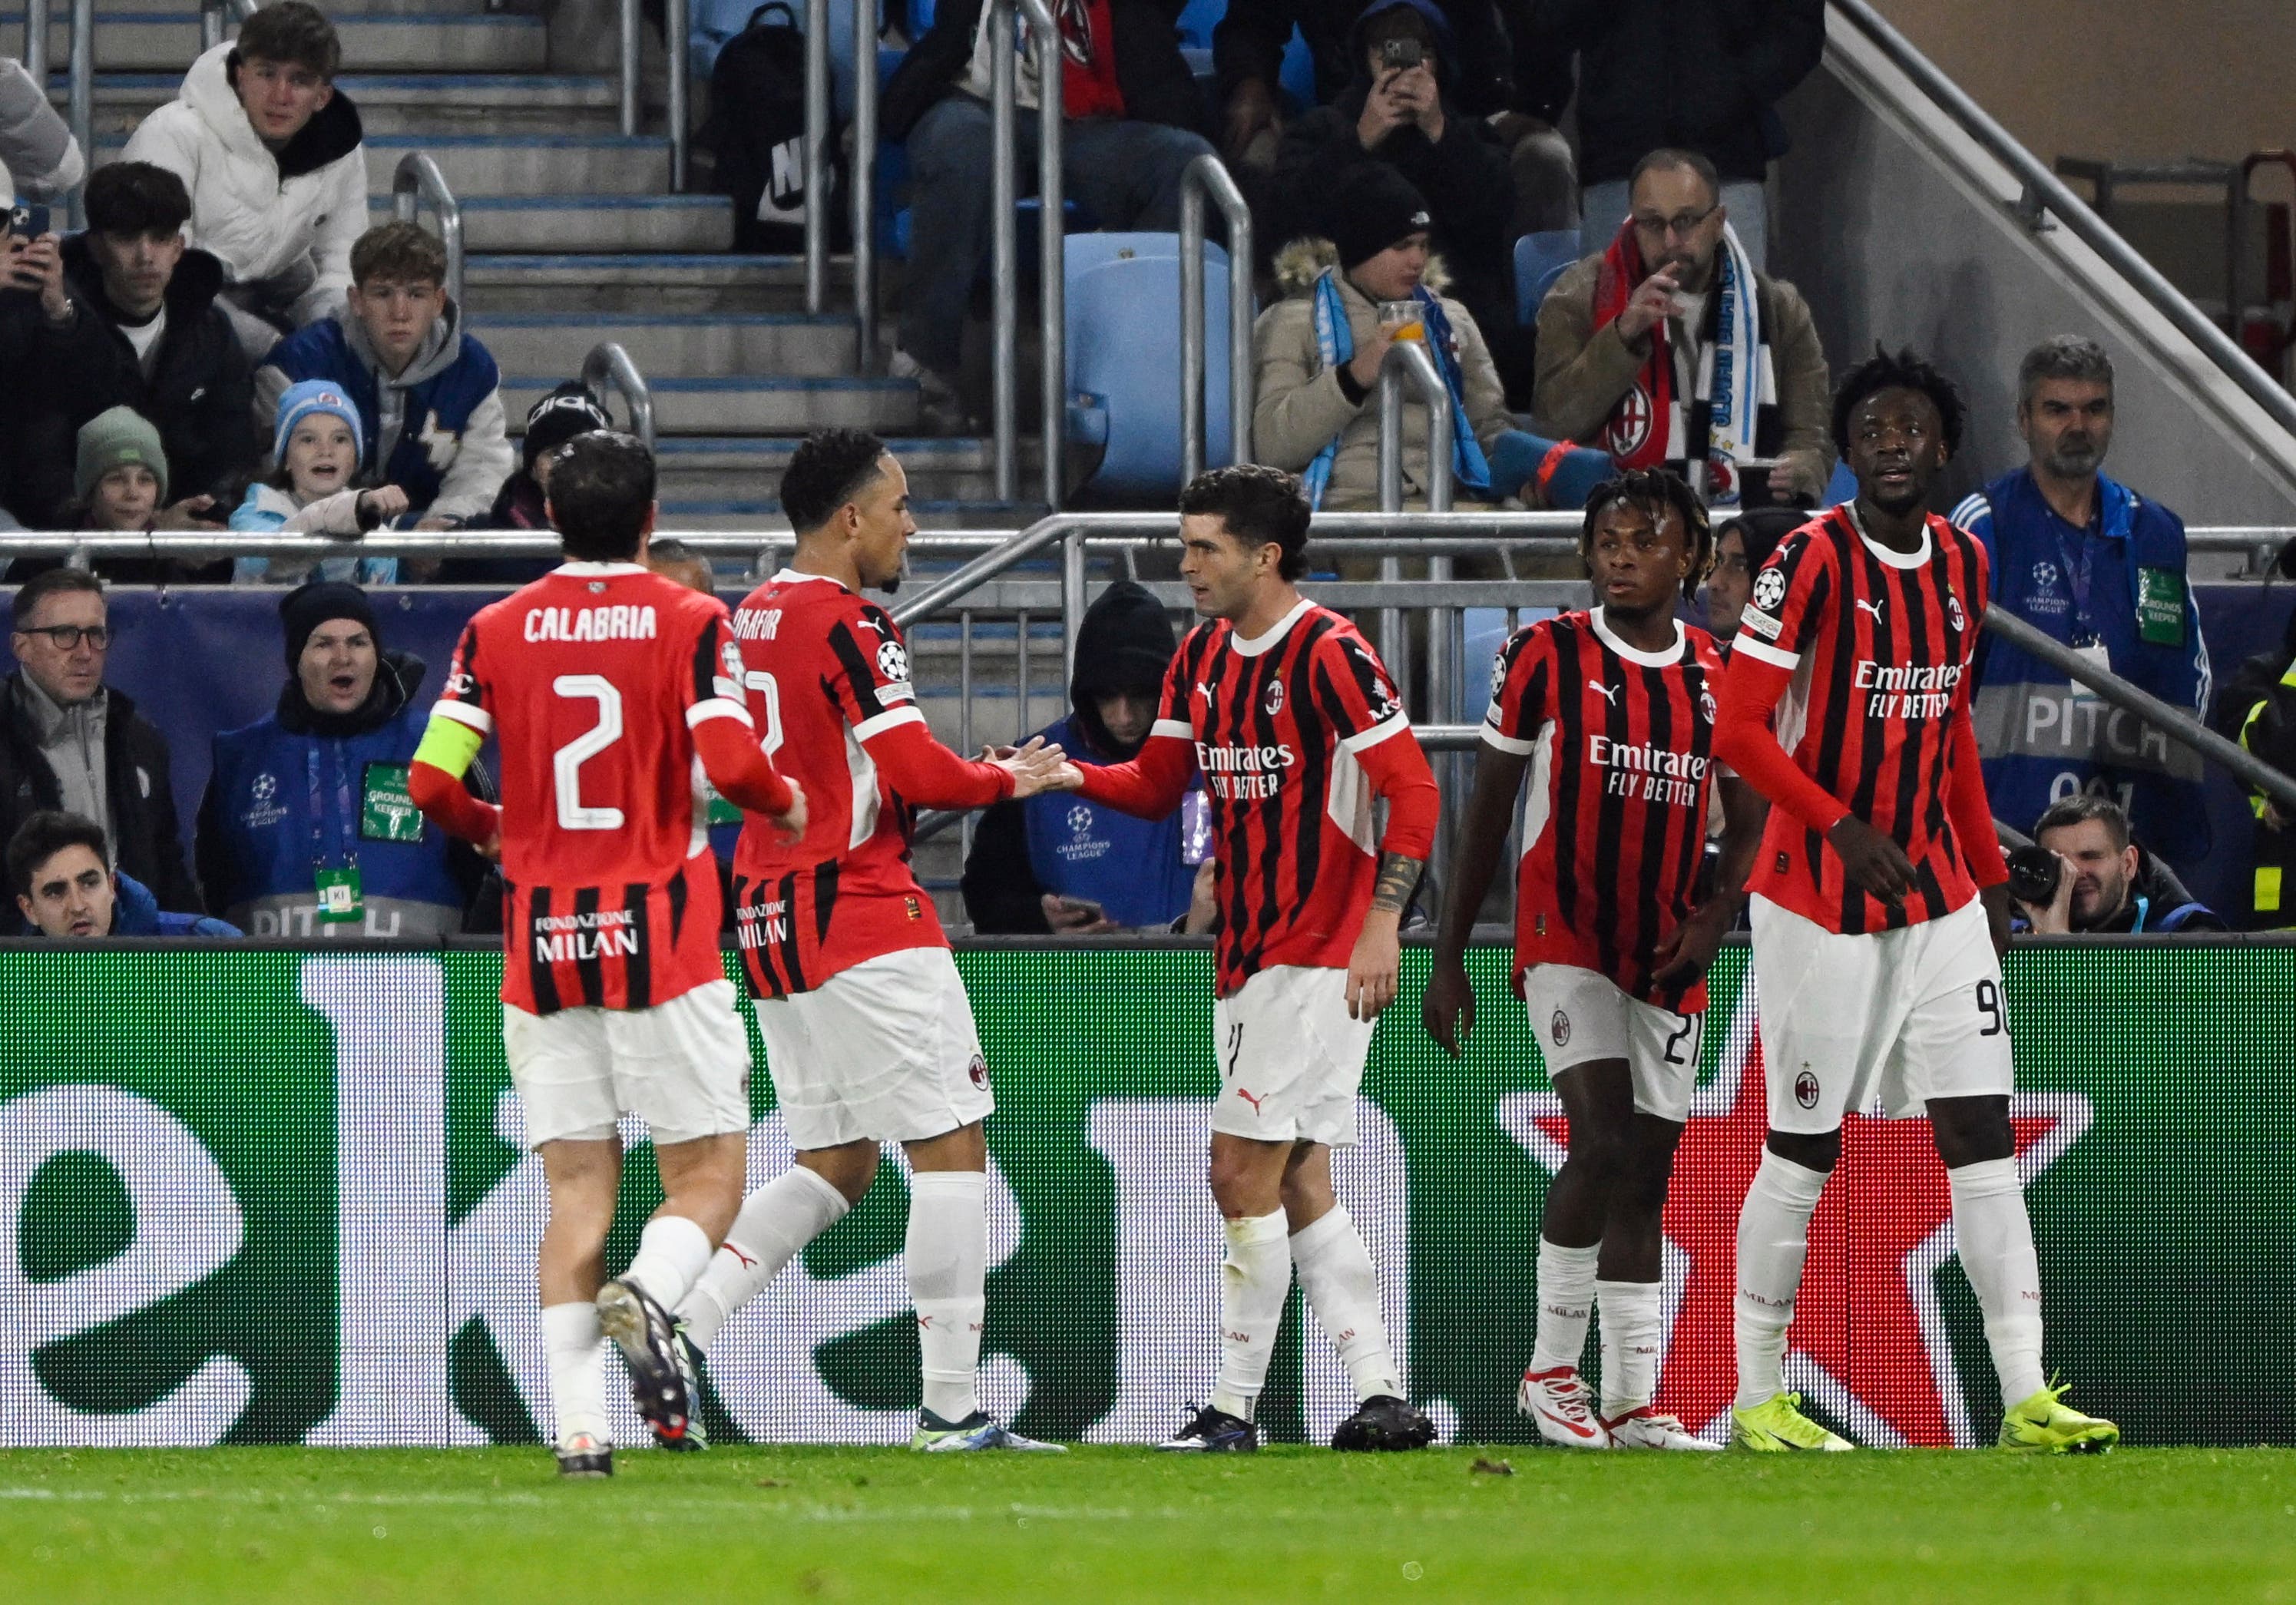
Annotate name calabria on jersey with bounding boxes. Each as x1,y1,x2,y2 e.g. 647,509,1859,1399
1068,465,1444,1454
409,433,807,1477
659,429,1070,1454
1712,349,2117,1454
1428,468,1765,1452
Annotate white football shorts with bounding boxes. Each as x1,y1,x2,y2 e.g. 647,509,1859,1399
752,945,996,1151
1749,893,2013,1134
502,978,752,1150
1209,964,1375,1148
1520,963,1704,1123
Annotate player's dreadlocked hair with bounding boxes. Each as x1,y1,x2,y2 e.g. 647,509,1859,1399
1577,467,1713,601
1831,344,1967,459
1179,464,1312,581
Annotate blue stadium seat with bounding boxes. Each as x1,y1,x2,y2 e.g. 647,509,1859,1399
1175,0,1226,48
1065,233,1244,500
1279,25,1318,111
1513,228,1582,324
1822,458,1858,506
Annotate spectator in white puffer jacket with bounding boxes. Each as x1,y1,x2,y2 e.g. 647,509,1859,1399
0,56,86,204
121,3,366,359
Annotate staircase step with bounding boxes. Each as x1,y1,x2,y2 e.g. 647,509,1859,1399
361,133,671,196
54,72,620,134
465,253,853,313
660,500,1040,533
650,435,1024,500
372,194,733,253
474,313,859,379
501,375,919,434
18,12,548,73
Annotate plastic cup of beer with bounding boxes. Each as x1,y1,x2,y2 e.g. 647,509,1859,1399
1379,300,1425,341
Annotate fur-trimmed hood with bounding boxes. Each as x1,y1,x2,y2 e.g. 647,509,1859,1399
1272,237,1452,299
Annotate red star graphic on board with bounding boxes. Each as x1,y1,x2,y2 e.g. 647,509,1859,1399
1499,970,2092,1447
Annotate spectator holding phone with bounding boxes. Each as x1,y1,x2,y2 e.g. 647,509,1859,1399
0,178,80,528
961,581,1211,934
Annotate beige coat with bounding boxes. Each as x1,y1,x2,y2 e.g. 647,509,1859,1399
1252,240,1514,511
1531,253,1835,502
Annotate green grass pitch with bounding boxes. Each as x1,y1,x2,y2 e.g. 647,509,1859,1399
3,1446,2293,1601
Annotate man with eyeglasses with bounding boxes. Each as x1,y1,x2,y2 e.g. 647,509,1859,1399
1533,147,1833,509
1,568,200,928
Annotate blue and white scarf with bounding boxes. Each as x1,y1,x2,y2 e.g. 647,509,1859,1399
1302,270,1492,509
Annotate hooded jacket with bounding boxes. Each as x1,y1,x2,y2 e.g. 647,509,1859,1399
0,673,200,926
1270,0,1516,335
883,0,1208,142
254,303,514,526
8,233,263,528
195,649,491,939
1538,0,1825,185
1251,238,1511,508
1213,0,1517,120
121,41,367,319
961,581,1198,933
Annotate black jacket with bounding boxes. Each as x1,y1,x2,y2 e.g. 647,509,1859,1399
961,580,1177,934
1272,4,1516,336
2209,606,2296,927
2089,849,2225,935
883,0,1209,143
15,235,263,528
0,286,94,528
1536,0,1825,184
1,672,200,922
1213,0,1517,118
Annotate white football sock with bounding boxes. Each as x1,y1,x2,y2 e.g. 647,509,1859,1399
1290,1206,1401,1403
676,1167,852,1353
1530,1239,1600,1373
908,1170,988,1423
1209,1210,1291,1421
542,1301,609,1447
620,1213,714,1310
1596,1279,1663,1418
1732,1150,1828,1410
1948,1157,2047,1407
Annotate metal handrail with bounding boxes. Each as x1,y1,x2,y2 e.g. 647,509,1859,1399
802,0,831,313
1830,0,2296,441
198,0,256,53
580,342,656,450
849,0,878,374
1177,153,1254,485
65,0,90,228
667,0,690,190
1376,339,1454,514
988,0,1064,508
390,152,465,311
617,0,641,138
26,0,46,91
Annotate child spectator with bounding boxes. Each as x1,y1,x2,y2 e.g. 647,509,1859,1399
71,406,169,531
123,1,366,357
230,379,407,585
255,221,512,532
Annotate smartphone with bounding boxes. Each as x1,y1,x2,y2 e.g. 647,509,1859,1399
8,204,51,238
1379,36,1423,70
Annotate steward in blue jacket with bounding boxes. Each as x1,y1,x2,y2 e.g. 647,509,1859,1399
1956,465,2211,866
961,580,1203,933
196,581,494,939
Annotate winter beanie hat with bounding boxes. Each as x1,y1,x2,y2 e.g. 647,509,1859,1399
274,379,366,469
280,580,380,670
521,381,614,473
74,405,170,505
1325,165,1434,271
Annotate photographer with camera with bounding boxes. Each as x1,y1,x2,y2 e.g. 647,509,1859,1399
2007,796,2222,936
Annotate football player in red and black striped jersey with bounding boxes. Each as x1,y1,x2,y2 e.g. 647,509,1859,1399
1426,469,1766,1451
409,433,807,1475
1714,349,2116,1454
1065,465,1444,1453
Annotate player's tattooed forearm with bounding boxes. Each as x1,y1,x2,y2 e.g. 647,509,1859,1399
1370,852,1424,915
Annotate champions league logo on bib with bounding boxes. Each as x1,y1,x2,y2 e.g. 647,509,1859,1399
1605,383,1655,458
1067,804,1093,836
242,771,289,830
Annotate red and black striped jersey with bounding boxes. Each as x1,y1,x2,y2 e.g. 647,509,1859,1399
1484,610,1725,1010
433,561,748,1014
726,570,1007,997
1077,598,1437,995
1721,505,1996,933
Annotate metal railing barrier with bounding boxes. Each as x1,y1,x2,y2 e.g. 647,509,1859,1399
1177,153,1254,487
802,0,831,313
391,152,465,312
849,0,878,374
580,342,656,450
1831,0,2296,441
198,0,256,54
988,0,1065,509
25,0,45,94
1376,339,1454,718
63,0,92,228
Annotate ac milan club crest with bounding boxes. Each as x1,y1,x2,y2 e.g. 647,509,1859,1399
1605,383,1655,458
1795,1070,1821,1108
968,1054,990,1091
1550,1009,1571,1047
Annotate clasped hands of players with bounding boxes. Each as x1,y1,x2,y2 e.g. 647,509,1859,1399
1829,813,2014,954
974,735,1087,799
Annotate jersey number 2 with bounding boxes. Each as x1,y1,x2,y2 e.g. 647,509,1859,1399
552,674,625,830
